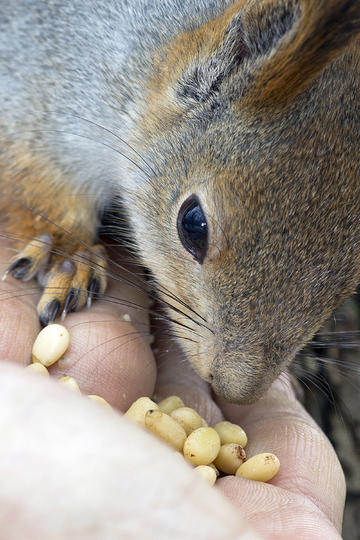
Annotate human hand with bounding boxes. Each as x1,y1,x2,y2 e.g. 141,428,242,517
0,238,345,539
154,330,346,540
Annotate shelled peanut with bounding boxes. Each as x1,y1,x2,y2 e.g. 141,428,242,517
32,324,70,366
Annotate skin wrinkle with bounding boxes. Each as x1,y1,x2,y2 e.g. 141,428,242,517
218,476,342,539
219,403,345,532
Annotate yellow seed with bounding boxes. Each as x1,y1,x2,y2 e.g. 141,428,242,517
183,427,221,466
194,465,217,486
214,421,248,448
145,409,187,451
158,395,184,415
124,397,159,427
32,324,70,367
88,395,112,408
25,363,49,376
235,453,280,482
214,443,246,475
170,407,204,435
58,376,80,392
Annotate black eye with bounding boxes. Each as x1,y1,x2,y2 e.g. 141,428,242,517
177,196,208,264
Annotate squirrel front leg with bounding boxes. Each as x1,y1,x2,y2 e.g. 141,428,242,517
0,147,107,325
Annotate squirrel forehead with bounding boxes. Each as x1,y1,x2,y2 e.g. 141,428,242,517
136,0,359,201
142,96,354,211
138,48,357,206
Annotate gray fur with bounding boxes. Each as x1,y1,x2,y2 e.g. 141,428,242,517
0,0,233,201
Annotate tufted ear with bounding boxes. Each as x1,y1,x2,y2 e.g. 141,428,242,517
176,0,299,106
175,0,360,108
239,0,360,108
145,1,359,133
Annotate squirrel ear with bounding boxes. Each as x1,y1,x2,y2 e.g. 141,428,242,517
154,1,359,116
240,0,360,108
226,0,299,60
176,1,297,105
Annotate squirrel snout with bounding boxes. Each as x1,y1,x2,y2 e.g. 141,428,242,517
210,350,286,404
210,364,275,404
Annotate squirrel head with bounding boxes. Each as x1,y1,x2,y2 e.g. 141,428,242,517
127,0,360,403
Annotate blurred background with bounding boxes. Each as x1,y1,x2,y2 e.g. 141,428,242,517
291,291,360,540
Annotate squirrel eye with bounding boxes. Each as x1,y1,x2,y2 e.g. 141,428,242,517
177,196,208,264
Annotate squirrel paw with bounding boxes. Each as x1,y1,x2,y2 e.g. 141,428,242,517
3,235,107,325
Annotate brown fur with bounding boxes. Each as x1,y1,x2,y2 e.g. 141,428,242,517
145,1,248,133
0,146,98,253
250,0,360,108
130,0,360,401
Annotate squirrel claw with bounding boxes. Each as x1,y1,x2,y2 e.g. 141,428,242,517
3,234,53,282
36,244,107,324
4,257,33,280
87,277,101,308
39,299,61,327
7,236,108,324
61,289,79,320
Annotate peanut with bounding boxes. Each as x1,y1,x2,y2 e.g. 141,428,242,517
88,395,112,408
58,375,81,392
124,397,159,427
158,395,184,414
214,443,246,475
170,406,204,435
194,465,217,486
214,421,248,448
25,363,49,376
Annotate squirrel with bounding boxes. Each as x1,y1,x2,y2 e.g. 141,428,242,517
0,0,359,404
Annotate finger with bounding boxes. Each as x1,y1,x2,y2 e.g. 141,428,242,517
152,323,223,426
0,236,156,410
49,310,156,411
0,362,263,540
217,374,346,535
44,255,157,410
0,238,40,365
217,477,342,540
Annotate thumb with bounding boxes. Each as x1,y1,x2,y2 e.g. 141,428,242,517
217,374,346,538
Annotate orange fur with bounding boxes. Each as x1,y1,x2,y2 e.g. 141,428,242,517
249,0,360,109
0,146,98,253
144,1,247,133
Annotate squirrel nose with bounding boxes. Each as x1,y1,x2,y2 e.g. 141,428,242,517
210,353,281,404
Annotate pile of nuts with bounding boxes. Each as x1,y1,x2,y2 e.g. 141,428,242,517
27,323,280,486
124,395,280,485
